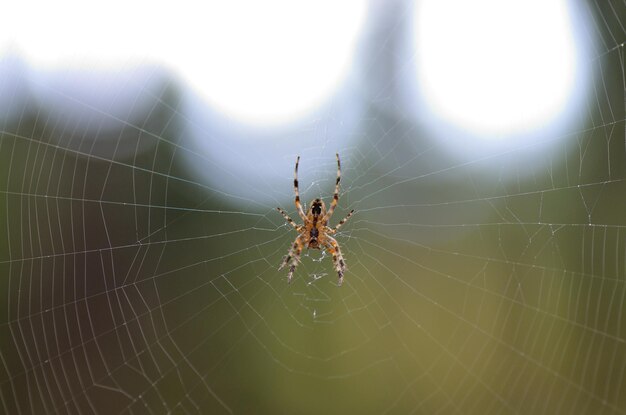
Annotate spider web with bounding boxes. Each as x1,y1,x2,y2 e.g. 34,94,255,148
1,2,625,414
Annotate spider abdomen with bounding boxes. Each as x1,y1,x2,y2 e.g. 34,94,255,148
308,227,321,249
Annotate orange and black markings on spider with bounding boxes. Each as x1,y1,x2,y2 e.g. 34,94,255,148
277,153,354,286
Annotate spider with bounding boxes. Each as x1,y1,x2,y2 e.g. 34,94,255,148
277,153,354,286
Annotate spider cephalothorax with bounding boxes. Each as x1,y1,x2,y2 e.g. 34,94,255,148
277,154,354,285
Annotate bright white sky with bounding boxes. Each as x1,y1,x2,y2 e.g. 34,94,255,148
414,0,582,139
1,0,586,141
1,0,367,126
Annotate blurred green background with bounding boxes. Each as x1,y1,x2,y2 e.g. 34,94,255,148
1,1,625,414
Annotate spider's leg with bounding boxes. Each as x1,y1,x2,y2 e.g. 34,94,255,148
279,234,305,283
324,153,341,222
276,207,301,231
293,156,307,221
279,235,299,270
324,235,346,286
329,209,354,234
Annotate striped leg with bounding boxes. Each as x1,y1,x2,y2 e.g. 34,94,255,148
324,153,342,221
279,234,305,283
293,156,307,221
276,207,301,231
324,235,346,286
328,209,354,234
